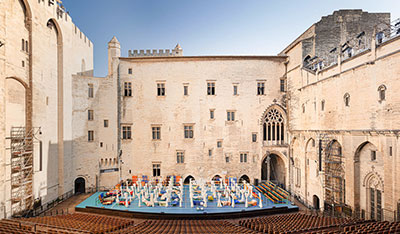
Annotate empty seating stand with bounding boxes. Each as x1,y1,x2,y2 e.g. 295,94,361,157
1,211,400,233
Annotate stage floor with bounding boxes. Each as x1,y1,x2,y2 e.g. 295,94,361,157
76,185,298,215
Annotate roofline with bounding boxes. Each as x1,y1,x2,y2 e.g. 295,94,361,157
279,24,316,55
119,55,287,62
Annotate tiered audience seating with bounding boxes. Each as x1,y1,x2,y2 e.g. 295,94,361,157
6,213,133,234
255,181,289,203
111,219,260,234
1,211,400,233
237,213,392,234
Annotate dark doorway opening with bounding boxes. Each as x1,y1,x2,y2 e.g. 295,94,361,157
74,177,85,194
313,195,320,210
261,154,286,189
183,175,195,184
239,175,250,184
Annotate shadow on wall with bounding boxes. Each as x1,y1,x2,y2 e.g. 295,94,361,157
43,140,73,204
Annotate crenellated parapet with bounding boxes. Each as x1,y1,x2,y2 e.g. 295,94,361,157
128,44,183,57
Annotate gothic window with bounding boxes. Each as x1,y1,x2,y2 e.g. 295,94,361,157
369,187,383,221
378,85,386,101
344,93,350,107
263,108,285,144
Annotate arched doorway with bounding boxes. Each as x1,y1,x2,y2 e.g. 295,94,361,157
211,175,221,182
239,175,250,184
74,177,85,194
183,175,195,184
261,153,286,189
324,140,344,213
313,195,320,210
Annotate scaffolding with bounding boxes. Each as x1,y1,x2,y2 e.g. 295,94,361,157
319,134,345,215
8,127,36,216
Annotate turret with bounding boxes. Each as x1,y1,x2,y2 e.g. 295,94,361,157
108,36,121,76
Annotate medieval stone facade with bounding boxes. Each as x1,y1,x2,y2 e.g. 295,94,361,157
1,1,399,222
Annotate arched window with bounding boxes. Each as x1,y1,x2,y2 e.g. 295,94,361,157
344,93,350,107
378,85,386,101
263,108,285,145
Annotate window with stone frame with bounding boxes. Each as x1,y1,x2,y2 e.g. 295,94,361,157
122,125,132,140
157,82,165,96
183,84,189,96
227,111,235,121
262,108,285,144
88,130,94,142
233,84,238,95
378,85,386,101
240,153,248,163
177,151,184,164
257,82,265,95
88,110,94,121
88,83,94,98
124,82,132,97
184,125,194,139
344,93,350,107
152,126,161,140
207,81,215,95
152,163,161,177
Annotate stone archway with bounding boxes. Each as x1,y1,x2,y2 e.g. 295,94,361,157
183,175,195,184
239,175,250,184
313,195,320,210
74,177,85,194
261,153,286,189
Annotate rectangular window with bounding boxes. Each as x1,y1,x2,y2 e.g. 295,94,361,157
389,146,393,156
104,119,109,128
157,83,165,96
371,150,376,161
152,126,161,140
122,126,132,140
252,133,257,142
152,163,161,177
208,149,212,157
225,154,230,163
100,142,103,147
124,82,132,97
184,125,194,139
88,84,94,98
217,140,222,148
280,79,285,92
207,82,215,95
210,109,215,120
240,153,248,163
88,130,94,142
227,111,235,121
88,110,94,121
22,39,25,51
257,82,265,95
233,85,238,95
128,68,132,74
177,151,185,164
183,85,189,96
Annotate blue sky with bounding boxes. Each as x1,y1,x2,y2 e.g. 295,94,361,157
62,0,400,77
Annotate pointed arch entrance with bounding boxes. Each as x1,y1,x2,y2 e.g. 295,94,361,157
261,153,286,189
239,175,250,184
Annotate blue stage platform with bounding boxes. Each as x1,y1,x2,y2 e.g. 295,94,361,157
76,185,298,219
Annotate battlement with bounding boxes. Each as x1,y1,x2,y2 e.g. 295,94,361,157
128,44,183,57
